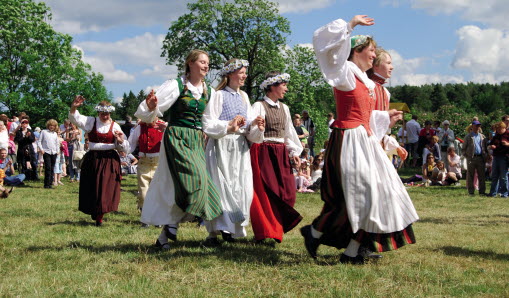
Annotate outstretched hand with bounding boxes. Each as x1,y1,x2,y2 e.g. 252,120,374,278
349,15,375,29
146,90,158,111
388,109,403,128
72,95,85,108
114,130,124,144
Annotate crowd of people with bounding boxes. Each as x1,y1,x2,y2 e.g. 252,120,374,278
5,13,507,266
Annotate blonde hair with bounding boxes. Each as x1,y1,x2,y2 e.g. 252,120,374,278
494,121,507,130
432,135,439,142
46,119,58,129
183,49,209,98
367,47,390,77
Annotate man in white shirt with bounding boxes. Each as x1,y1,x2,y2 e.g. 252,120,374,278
439,120,455,168
405,115,421,167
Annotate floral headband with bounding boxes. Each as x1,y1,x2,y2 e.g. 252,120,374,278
94,104,115,113
220,59,249,76
259,73,290,90
351,35,371,49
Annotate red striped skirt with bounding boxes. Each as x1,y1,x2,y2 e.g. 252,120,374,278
250,142,302,242
313,129,416,252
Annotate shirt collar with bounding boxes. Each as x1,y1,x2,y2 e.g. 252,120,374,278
224,86,240,94
264,96,280,108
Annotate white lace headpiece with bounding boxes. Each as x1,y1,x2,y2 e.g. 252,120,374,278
220,59,249,76
94,104,115,113
259,73,290,90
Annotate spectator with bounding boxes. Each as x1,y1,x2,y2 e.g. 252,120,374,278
422,153,437,187
431,160,447,185
433,121,443,135
37,119,59,189
0,148,25,186
463,120,488,196
296,160,313,193
0,121,9,150
293,115,309,148
121,115,135,139
119,150,138,177
487,121,509,197
422,135,441,164
446,146,461,185
14,119,38,180
405,115,421,167
417,120,436,163
439,120,455,168
301,110,316,156
66,123,82,182
327,113,335,137
53,129,65,186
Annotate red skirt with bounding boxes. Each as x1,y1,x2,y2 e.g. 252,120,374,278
78,150,121,216
250,143,302,242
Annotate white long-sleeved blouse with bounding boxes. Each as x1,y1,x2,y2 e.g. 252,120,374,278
250,97,303,158
69,110,130,152
202,86,263,143
134,76,216,125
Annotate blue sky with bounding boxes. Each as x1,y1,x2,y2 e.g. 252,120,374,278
39,0,509,102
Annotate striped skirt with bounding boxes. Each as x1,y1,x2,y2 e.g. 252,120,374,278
163,126,222,221
313,127,418,252
250,142,302,242
78,150,121,216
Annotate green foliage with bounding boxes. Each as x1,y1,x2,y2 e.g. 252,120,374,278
113,90,144,120
0,0,109,127
282,45,334,150
161,0,289,99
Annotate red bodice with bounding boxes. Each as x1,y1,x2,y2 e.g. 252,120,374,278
370,75,389,111
88,119,115,144
138,123,163,153
331,76,375,135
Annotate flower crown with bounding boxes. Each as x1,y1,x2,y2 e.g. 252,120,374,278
220,59,249,76
351,35,371,49
94,104,115,113
259,73,290,90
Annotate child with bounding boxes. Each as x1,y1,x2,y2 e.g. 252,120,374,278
431,160,447,185
296,160,313,193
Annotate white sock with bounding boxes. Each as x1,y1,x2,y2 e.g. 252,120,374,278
344,239,360,257
311,226,323,239
158,229,168,244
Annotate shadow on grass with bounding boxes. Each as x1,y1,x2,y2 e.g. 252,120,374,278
437,246,509,261
25,239,307,266
419,215,508,226
47,220,95,226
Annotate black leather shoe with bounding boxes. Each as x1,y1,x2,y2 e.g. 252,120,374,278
155,239,170,250
95,220,103,227
140,223,149,228
201,237,221,248
339,253,365,265
358,246,383,259
221,231,236,243
300,225,319,259
163,225,177,242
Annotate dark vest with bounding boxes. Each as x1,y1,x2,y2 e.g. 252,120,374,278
163,77,211,129
261,100,286,139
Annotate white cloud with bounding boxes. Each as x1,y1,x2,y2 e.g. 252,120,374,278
410,0,509,30
388,49,465,86
42,0,191,34
77,33,166,67
141,65,178,79
276,0,335,13
83,56,135,83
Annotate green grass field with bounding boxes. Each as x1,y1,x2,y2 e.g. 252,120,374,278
1,171,508,297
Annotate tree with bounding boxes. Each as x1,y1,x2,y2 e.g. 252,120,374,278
161,0,290,99
283,45,334,149
0,0,109,126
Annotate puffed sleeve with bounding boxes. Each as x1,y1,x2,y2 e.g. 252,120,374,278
313,18,356,91
68,109,96,133
128,125,141,154
202,90,228,139
247,101,265,143
283,104,303,157
134,79,180,123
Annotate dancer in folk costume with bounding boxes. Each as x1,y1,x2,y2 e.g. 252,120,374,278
250,72,303,245
300,15,419,264
69,98,130,226
128,117,166,227
135,50,221,249
201,59,265,245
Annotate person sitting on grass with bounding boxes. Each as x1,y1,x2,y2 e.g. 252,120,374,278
0,148,26,186
446,146,461,186
422,153,437,186
431,160,447,186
